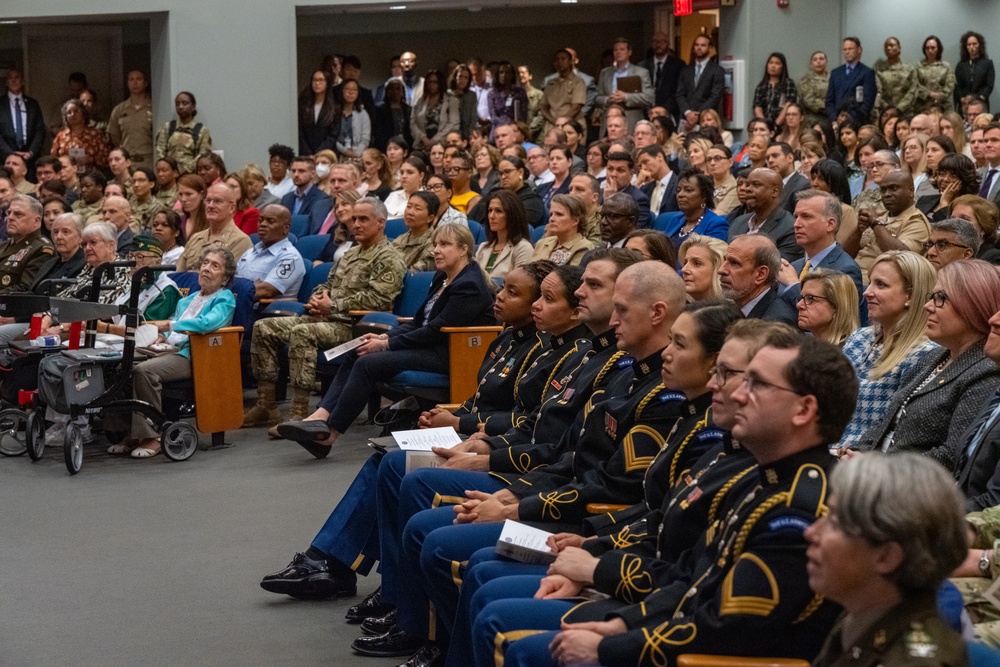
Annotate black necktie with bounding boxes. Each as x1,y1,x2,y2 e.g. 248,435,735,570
655,61,663,88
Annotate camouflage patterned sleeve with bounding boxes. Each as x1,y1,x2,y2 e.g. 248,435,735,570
334,245,405,314
195,126,213,157
155,122,169,160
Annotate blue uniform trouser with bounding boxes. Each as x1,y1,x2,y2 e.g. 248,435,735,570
309,452,382,576
472,589,574,667
380,464,506,637
445,551,548,667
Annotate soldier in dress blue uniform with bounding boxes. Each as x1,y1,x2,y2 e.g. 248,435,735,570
348,262,688,663
478,337,857,667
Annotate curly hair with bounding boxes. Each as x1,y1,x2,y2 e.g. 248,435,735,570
935,153,980,198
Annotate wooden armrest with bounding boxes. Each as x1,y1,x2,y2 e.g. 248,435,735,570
258,297,296,304
678,657,810,667
435,404,463,411
348,309,391,317
177,326,245,335
586,503,629,514
440,326,505,333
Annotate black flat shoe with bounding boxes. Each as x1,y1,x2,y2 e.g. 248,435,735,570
351,627,425,657
277,419,331,441
294,438,333,459
394,643,442,667
361,608,398,636
260,552,356,600
346,586,392,623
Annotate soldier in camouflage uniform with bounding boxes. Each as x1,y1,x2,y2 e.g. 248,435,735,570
915,36,957,113
797,51,830,126
954,506,1000,647
519,65,545,142
876,38,920,116
154,92,212,175
245,197,406,433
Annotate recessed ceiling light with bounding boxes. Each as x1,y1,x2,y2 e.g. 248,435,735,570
389,5,407,9
560,0,578,4
0,20,17,24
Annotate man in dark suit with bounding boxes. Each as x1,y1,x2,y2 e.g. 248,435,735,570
953,313,1000,512
676,35,726,131
776,189,867,325
0,69,46,178
333,56,376,117
718,234,798,326
766,142,810,213
644,31,685,122
603,151,651,228
280,156,333,236
728,168,803,262
637,144,678,217
825,37,877,124
977,123,1000,207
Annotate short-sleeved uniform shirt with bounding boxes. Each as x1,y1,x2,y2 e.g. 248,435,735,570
235,237,306,299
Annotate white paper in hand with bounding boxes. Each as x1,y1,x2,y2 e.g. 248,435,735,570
392,426,461,451
495,519,557,564
323,336,366,361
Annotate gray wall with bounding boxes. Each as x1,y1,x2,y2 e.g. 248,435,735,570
719,0,844,134
842,0,1000,110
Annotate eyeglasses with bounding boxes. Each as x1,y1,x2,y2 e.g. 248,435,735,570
126,252,156,261
922,240,969,253
925,290,950,308
796,294,829,306
710,364,745,385
426,183,447,191
742,372,803,396
705,156,728,163
601,211,631,220
870,161,891,169
444,166,467,174
204,197,231,206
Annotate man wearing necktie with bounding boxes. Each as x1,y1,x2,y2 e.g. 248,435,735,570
824,37,877,124
978,124,1000,207
643,31,684,121
950,309,1000,511
676,35,725,131
0,69,46,180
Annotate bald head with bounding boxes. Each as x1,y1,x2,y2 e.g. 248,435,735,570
745,168,783,215
613,260,686,358
102,195,132,231
879,169,915,216
909,114,935,136
257,204,291,246
620,260,687,314
205,181,238,225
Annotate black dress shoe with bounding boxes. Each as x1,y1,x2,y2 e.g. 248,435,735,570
277,419,332,441
361,608,398,635
346,586,393,623
260,552,356,600
352,627,425,657
395,643,442,667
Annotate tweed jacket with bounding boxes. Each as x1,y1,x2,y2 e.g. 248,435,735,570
853,341,1000,456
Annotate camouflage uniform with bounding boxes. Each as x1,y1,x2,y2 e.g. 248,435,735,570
915,59,957,113
876,61,920,115
797,71,830,125
108,98,154,168
852,187,885,218
154,119,213,174
129,196,168,234
582,207,602,244
391,229,436,272
250,237,406,391
72,197,105,225
0,229,54,293
953,507,1000,647
525,85,545,141
155,186,178,208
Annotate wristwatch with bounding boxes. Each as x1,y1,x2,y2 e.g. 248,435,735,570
979,548,992,576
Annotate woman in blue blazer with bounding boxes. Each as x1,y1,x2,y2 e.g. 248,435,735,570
278,224,496,457
654,169,729,250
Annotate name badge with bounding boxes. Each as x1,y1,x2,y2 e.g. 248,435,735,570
855,85,864,103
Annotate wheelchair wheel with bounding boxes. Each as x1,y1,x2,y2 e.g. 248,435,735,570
26,411,45,461
161,421,199,462
0,408,27,457
64,423,83,475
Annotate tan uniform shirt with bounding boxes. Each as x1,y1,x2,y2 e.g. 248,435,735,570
108,97,154,167
176,220,252,271
856,204,930,283
541,73,586,129
530,233,595,266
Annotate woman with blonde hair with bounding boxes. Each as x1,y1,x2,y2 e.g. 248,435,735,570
697,109,733,147
317,189,361,266
838,250,938,449
797,269,860,346
902,132,934,198
683,136,712,172
314,149,338,195
242,164,280,210
678,234,727,302
940,111,971,157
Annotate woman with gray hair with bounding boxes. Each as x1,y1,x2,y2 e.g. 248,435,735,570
106,247,236,459
807,452,969,665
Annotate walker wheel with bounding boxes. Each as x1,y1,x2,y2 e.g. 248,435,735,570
26,411,45,461
64,423,83,475
0,408,27,457
161,421,199,462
